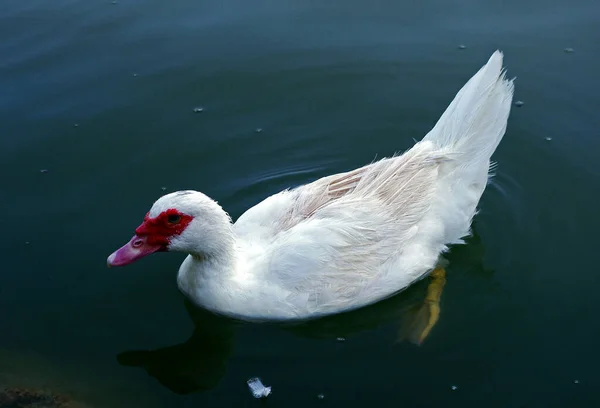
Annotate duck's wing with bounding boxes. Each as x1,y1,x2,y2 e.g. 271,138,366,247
279,141,449,233
257,142,451,314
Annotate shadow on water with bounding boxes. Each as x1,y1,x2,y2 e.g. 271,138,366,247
116,303,236,395
116,225,492,395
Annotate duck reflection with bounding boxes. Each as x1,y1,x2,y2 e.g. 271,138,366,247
117,304,237,394
117,224,490,394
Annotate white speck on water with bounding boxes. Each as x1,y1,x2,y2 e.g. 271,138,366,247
111,1,117,4
255,128,263,133
336,337,346,342
247,377,271,399
514,100,524,107
574,379,580,384
40,169,48,173
193,107,204,113
74,123,79,127
161,186,167,191
545,137,552,141
564,47,574,53
133,73,138,77
451,385,458,391
25,241,30,245
317,393,325,400
458,44,466,50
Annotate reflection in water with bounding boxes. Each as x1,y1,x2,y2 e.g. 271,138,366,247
117,225,491,394
117,303,237,395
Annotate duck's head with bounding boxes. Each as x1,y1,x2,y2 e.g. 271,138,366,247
107,190,232,267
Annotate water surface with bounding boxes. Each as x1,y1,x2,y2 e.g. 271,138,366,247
1,0,599,407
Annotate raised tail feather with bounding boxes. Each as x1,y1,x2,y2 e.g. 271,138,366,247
423,50,514,166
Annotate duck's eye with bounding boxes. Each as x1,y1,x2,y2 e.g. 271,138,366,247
167,214,181,224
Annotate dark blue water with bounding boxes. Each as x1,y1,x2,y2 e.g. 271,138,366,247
1,1,599,407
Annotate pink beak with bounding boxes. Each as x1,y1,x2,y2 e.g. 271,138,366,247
107,235,163,267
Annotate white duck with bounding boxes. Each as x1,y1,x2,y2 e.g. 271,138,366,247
108,51,513,332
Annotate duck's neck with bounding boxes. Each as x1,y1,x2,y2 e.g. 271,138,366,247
176,233,238,313
173,198,237,287
187,239,236,278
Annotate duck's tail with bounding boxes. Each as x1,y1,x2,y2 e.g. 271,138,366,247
423,50,514,168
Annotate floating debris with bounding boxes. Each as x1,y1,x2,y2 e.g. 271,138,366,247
40,169,49,173
336,337,346,342
193,107,204,113
73,123,79,127
564,48,574,54
574,379,580,384
25,241,30,245
451,385,458,391
161,186,167,191
247,377,271,399
133,73,138,77
111,0,118,4
514,100,524,107
317,393,325,400
255,128,263,133
545,137,552,141
458,44,466,50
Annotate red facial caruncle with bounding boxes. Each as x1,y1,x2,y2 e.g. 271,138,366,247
136,209,193,246
107,209,193,267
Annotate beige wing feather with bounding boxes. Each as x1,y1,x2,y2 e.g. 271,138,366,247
278,141,448,232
